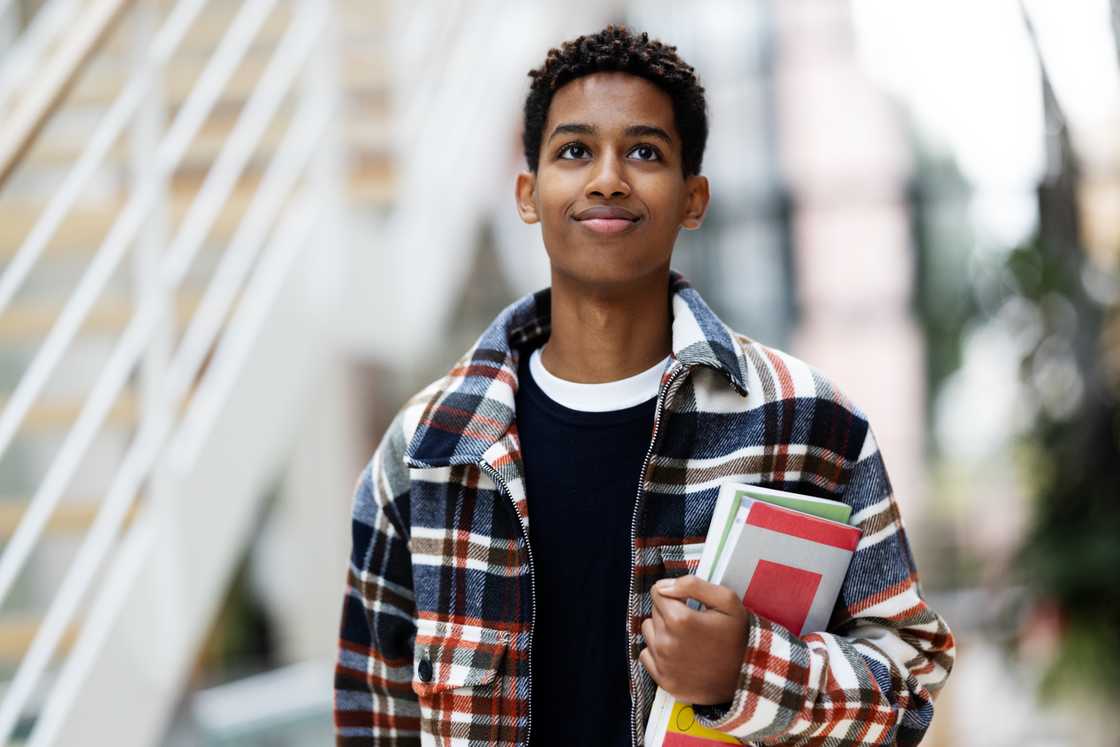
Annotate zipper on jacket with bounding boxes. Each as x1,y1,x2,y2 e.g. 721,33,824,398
627,363,690,747
480,461,537,747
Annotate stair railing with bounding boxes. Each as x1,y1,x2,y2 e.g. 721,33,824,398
0,0,335,741
0,0,82,116
0,0,208,318
0,0,276,616
0,0,136,186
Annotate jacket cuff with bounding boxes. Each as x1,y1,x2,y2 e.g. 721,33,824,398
694,612,811,740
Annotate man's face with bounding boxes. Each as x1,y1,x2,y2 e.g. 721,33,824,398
516,72,709,291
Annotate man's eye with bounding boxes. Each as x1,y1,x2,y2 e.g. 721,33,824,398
630,145,660,161
559,143,590,160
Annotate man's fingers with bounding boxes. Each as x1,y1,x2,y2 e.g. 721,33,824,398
652,593,669,633
641,616,656,651
651,582,688,623
638,645,664,687
654,575,741,615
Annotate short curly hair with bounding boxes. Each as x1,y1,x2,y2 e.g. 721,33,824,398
522,25,708,177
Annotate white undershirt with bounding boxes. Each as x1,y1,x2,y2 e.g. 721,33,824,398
528,346,671,412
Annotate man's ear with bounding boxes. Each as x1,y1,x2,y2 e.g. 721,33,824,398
680,174,710,230
515,171,540,224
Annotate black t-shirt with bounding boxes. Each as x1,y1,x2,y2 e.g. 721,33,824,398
516,347,658,746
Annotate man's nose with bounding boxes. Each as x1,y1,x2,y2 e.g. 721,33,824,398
585,151,630,199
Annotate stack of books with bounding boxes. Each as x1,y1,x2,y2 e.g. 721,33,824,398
644,482,862,747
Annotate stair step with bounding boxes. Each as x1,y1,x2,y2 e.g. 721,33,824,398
0,166,392,258
0,292,207,341
0,497,141,539
25,112,390,171
64,47,388,111
100,0,391,58
101,4,295,58
0,392,139,433
0,182,257,258
0,378,208,434
0,615,79,661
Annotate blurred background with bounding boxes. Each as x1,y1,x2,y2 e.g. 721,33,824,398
0,0,1116,744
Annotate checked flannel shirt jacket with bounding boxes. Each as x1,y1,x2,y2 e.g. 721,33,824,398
334,272,955,746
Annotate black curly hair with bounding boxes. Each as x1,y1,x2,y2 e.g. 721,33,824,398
522,25,708,177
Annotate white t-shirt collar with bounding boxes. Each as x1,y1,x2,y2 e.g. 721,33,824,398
527,345,671,413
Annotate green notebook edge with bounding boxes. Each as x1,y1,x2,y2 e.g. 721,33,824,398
733,486,852,524
705,496,745,582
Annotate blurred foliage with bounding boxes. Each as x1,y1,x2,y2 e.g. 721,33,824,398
911,149,977,418
1036,616,1120,701
1007,44,1120,699
909,143,983,591
912,75,1120,699
919,215,1120,698
908,8,1120,698
1004,233,1120,700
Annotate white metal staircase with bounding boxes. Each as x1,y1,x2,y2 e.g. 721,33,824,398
0,0,383,743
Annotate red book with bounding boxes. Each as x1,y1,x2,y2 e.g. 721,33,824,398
719,500,860,637
645,487,861,747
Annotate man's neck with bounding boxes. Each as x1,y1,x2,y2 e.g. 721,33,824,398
540,269,673,384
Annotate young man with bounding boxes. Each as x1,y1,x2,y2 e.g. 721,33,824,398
335,26,954,747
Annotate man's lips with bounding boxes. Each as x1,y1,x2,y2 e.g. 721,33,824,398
572,206,641,235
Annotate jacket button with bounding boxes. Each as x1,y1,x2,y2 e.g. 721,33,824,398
418,656,433,683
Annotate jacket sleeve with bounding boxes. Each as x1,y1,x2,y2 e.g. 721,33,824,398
696,426,956,746
334,414,421,745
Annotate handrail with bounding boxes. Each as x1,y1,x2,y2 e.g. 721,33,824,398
0,0,209,318
0,0,294,614
31,198,322,747
0,0,341,740
172,117,327,464
0,0,81,115
0,0,277,476
0,28,329,737
0,0,135,189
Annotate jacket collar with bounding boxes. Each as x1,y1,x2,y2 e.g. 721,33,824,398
404,270,749,468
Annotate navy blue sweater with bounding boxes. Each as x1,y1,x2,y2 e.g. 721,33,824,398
516,348,657,746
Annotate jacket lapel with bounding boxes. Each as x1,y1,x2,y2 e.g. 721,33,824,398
403,271,750,476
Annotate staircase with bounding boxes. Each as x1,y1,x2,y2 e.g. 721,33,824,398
0,0,389,743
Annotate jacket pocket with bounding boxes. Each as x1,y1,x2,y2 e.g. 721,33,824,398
657,541,706,578
411,620,510,699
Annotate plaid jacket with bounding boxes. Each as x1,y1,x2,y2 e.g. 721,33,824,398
334,272,955,746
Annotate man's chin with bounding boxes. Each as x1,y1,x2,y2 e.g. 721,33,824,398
549,259,671,294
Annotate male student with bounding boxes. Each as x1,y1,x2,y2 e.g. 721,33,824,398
334,25,954,747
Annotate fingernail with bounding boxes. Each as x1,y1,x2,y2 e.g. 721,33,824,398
656,579,675,592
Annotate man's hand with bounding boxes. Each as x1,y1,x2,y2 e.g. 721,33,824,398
639,575,750,705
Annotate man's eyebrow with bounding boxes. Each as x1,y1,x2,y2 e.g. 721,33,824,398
545,123,674,144
624,124,673,144
547,122,595,142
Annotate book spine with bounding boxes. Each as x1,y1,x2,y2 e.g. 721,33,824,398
644,687,672,746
